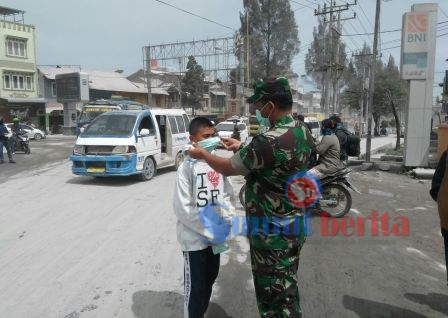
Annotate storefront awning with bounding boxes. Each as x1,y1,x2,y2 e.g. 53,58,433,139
2,97,47,104
45,102,63,114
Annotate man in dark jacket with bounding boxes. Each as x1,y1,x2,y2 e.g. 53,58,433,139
330,115,350,160
430,149,448,286
0,117,15,163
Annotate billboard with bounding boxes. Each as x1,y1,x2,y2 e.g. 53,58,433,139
55,72,89,103
401,8,437,80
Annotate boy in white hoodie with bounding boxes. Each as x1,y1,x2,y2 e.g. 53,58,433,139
173,117,235,318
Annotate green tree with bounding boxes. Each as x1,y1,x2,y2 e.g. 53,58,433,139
181,56,205,114
375,55,408,148
340,44,372,119
239,0,300,82
305,17,348,113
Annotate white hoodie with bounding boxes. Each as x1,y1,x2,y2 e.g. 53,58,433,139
173,146,236,251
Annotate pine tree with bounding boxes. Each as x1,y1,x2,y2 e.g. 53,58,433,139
181,56,205,115
239,0,300,83
305,17,348,114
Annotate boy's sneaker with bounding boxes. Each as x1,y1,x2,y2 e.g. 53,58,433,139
9,160,16,163
0,160,4,164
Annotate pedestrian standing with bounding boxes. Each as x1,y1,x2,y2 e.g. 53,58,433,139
173,117,236,318
0,117,15,164
188,77,314,317
430,148,448,286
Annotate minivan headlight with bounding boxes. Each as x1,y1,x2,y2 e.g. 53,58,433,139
73,145,85,155
111,145,128,154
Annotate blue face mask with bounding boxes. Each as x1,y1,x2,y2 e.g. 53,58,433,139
255,102,272,128
197,136,221,153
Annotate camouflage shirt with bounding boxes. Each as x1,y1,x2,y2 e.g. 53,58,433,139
230,114,314,249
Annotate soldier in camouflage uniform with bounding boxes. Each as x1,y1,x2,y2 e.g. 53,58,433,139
188,77,313,317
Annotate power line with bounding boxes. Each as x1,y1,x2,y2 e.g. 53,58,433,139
380,31,448,51
439,5,448,19
300,0,320,6
357,0,374,28
342,20,448,36
342,28,401,36
153,0,235,31
345,20,369,49
342,24,363,52
289,0,315,10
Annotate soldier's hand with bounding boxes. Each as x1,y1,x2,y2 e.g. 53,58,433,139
188,142,207,159
221,137,242,152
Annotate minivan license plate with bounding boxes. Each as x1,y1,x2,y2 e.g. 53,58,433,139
87,167,105,173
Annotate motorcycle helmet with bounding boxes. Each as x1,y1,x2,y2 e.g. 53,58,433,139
13,117,19,123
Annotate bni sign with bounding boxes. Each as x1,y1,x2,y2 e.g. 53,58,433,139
401,10,436,80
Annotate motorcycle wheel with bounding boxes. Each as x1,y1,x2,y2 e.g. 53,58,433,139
24,144,31,154
239,183,247,209
319,184,351,218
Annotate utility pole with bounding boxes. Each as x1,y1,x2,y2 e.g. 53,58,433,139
365,0,381,162
145,44,152,106
245,10,250,116
239,35,245,117
314,1,356,115
353,52,373,137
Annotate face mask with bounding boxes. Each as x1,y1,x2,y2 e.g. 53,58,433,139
255,102,273,128
197,136,221,153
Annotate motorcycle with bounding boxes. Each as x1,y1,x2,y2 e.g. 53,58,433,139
312,168,359,218
13,130,31,154
238,168,359,218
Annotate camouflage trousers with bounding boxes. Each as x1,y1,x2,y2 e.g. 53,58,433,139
248,218,306,318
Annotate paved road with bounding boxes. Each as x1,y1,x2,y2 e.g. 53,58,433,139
0,134,76,184
0,135,447,317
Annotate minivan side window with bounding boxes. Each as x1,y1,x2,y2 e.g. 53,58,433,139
175,116,186,133
139,115,155,135
183,114,190,128
169,116,179,134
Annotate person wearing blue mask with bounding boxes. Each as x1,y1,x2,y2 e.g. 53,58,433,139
308,118,345,179
173,116,236,318
188,77,314,317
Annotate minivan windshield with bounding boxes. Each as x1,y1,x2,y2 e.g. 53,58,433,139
307,121,320,129
82,114,137,137
78,106,121,125
216,122,236,132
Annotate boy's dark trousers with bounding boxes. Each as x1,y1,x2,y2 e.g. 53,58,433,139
183,247,220,318
442,228,448,284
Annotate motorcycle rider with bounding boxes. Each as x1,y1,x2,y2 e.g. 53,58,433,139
308,118,344,179
0,117,15,163
330,114,350,160
10,117,20,153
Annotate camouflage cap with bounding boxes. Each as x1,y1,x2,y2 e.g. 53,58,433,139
247,77,291,104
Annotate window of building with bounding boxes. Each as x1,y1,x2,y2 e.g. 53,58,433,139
231,101,237,112
6,37,27,58
3,72,34,91
51,82,57,96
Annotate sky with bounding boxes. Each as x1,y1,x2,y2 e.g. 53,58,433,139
3,0,448,98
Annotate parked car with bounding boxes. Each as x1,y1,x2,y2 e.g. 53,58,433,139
5,123,46,140
215,121,249,144
304,117,321,140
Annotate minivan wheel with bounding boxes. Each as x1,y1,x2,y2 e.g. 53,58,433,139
34,133,43,140
139,157,156,181
174,151,184,170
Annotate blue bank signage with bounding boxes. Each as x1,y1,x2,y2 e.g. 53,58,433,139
401,7,437,80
